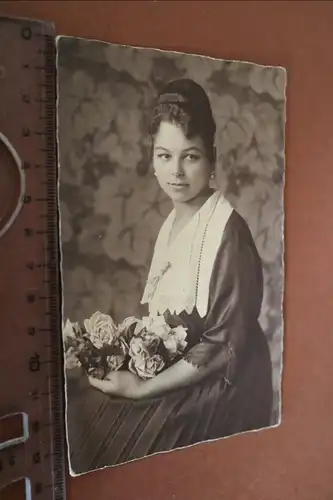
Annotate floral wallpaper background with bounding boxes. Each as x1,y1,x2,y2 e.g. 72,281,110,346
57,38,286,424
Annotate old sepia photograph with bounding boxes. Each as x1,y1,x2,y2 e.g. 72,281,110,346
56,37,286,476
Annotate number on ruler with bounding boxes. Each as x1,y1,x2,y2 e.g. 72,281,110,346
28,326,36,335
21,26,32,40
22,93,31,104
28,389,39,401
22,127,31,137
24,228,34,237
22,194,32,204
29,352,41,372
32,451,41,464
31,420,40,433
26,293,36,303
22,161,31,170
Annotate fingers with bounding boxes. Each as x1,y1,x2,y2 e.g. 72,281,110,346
88,376,113,393
88,373,118,394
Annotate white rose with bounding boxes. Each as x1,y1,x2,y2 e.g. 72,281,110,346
106,354,126,372
171,325,188,351
143,355,165,379
129,332,161,359
133,316,153,336
150,315,172,339
129,354,165,380
84,311,118,349
63,319,80,339
65,347,81,370
134,315,171,338
129,336,150,359
163,336,179,357
128,328,165,379
117,316,139,341
160,325,188,360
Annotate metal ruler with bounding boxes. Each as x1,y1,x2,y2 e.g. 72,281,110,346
0,16,66,500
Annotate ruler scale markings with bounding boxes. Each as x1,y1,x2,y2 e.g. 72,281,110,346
0,17,66,500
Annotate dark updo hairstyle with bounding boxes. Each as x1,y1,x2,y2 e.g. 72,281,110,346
149,78,216,165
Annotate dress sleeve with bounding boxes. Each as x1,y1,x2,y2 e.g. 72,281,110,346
183,210,264,381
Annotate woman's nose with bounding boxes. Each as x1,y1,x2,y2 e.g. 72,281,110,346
171,158,184,177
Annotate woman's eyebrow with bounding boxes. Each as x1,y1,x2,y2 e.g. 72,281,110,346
182,146,203,153
154,146,203,153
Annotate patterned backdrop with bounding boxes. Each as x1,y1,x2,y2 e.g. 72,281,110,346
57,38,286,424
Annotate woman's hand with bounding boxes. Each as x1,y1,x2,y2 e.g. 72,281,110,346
89,355,225,399
88,370,144,399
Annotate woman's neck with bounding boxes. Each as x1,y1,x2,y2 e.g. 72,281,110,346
173,188,214,220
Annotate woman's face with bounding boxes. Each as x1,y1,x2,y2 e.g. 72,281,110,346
152,121,212,204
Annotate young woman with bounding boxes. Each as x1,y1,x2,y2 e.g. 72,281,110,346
67,79,273,473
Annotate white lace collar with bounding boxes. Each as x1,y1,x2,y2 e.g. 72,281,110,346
141,191,233,318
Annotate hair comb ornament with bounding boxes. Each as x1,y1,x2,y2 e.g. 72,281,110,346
158,92,188,104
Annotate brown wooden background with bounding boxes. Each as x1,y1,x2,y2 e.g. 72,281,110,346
1,1,333,499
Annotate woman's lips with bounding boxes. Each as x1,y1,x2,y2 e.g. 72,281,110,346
167,182,189,187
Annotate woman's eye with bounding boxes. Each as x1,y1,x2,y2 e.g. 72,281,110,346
158,153,171,160
185,153,200,161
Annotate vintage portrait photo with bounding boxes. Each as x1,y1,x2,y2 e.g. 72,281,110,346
56,37,286,476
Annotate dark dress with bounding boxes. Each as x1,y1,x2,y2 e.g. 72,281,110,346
66,211,273,474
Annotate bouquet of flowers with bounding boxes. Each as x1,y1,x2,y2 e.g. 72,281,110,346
63,311,188,380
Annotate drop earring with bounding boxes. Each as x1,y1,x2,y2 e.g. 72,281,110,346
209,171,216,188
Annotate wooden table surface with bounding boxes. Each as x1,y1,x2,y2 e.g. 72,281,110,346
1,1,333,499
